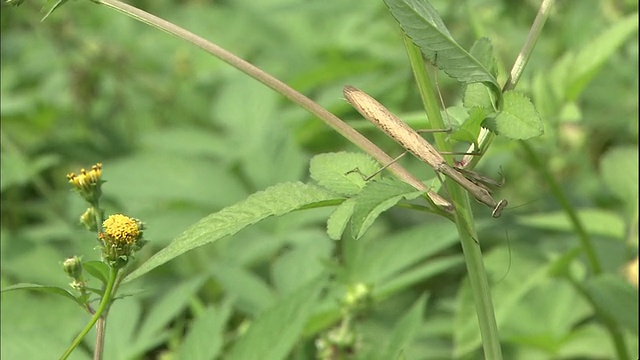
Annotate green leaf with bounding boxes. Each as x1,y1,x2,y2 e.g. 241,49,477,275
449,107,486,145
83,261,109,285
326,198,356,240
490,90,544,140
384,0,499,89
584,274,638,335
124,182,338,282
1,283,81,306
469,37,498,78
463,83,497,111
351,179,425,240
227,276,326,360
310,152,380,196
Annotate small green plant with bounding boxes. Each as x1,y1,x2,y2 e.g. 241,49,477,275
3,164,148,359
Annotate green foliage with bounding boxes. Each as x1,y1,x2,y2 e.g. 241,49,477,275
385,0,500,89
490,90,544,139
1,0,637,359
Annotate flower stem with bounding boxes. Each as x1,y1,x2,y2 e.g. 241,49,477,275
60,266,119,360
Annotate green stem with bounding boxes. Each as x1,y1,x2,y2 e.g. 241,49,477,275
404,38,503,359
60,266,119,360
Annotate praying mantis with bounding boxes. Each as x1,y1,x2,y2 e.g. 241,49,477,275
343,85,507,218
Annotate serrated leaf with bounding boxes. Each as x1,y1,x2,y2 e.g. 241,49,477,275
384,0,499,89
124,182,338,282
227,276,325,360
351,179,425,239
490,90,543,140
309,152,380,196
1,283,81,306
449,107,486,145
469,37,498,78
326,198,356,240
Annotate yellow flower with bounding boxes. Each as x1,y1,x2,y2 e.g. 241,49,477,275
67,163,103,204
99,214,146,268
101,214,141,245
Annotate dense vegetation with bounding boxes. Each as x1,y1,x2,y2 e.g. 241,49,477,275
1,0,637,359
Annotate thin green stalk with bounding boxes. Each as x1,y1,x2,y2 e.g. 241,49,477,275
404,37,503,359
90,202,107,360
60,266,119,360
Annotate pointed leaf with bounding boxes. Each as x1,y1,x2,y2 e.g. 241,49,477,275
83,261,109,285
385,0,499,89
1,283,81,306
449,107,486,145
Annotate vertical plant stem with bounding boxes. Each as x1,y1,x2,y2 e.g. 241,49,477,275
94,317,106,360
60,267,119,360
503,0,556,92
404,37,503,359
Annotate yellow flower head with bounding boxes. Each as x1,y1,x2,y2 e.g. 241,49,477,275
101,214,142,245
99,214,146,268
67,163,103,203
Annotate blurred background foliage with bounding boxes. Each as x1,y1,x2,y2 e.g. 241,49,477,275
1,0,638,359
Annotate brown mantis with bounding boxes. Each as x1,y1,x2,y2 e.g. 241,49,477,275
343,85,507,218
